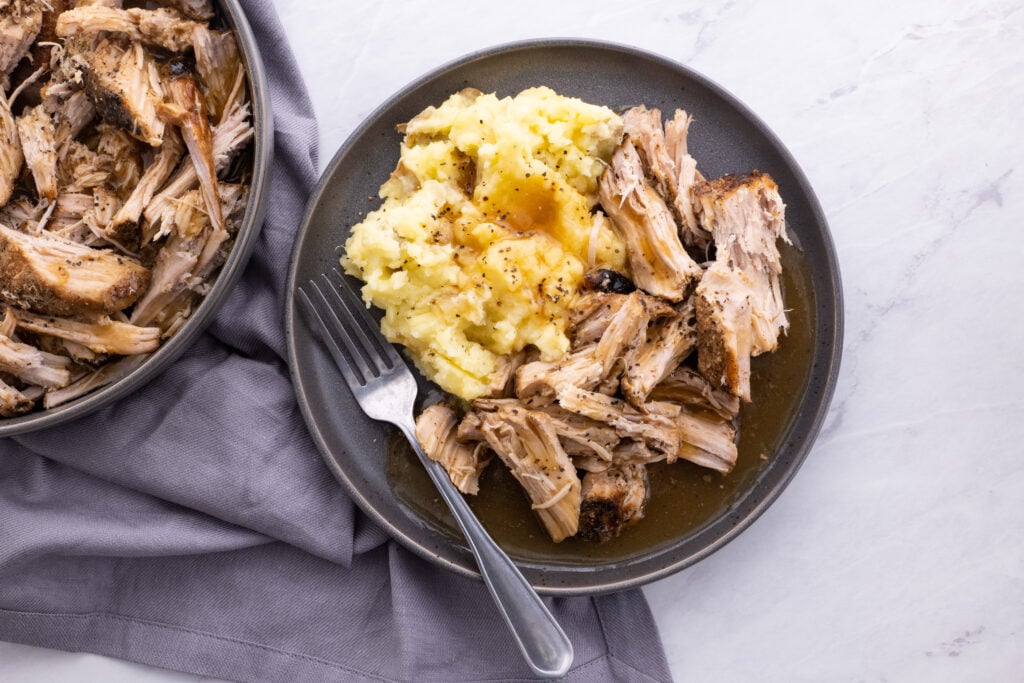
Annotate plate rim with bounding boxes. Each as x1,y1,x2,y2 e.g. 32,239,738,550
284,37,844,595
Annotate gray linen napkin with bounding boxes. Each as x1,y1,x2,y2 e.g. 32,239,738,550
0,3,672,681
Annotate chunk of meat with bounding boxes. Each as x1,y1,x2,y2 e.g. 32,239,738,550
620,297,697,407
555,384,682,460
675,408,738,474
41,88,97,160
475,398,621,467
26,0,68,76
622,106,679,219
478,406,581,542
0,0,42,77
515,344,603,402
591,290,663,376
160,59,223,234
85,186,132,250
146,288,194,337
0,224,150,316
0,96,23,205
95,121,143,198
649,365,740,422
56,6,203,53
598,138,702,301
516,291,666,401
16,104,57,199
192,26,243,124
694,261,753,401
664,110,711,253
0,376,32,416
485,348,527,398
692,171,788,355
143,89,252,229
578,464,648,542
0,306,14,337
15,310,159,355
56,140,108,194
540,404,620,466
0,333,71,388
131,187,234,326
0,196,42,232
78,38,166,146
43,352,149,409
112,126,183,236
569,291,627,347
153,0,214,22
414,403,491,495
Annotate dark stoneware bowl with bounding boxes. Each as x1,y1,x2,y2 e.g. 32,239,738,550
0,0,274,437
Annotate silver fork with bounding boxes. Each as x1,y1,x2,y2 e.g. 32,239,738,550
296,268,574,680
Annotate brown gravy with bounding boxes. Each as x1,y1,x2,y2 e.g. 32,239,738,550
385,241,814,564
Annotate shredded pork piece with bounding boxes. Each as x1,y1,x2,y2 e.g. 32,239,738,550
0,0,43,77
161,61,223,233
0,223,150,316
692,172,788,399
0,97,22,206
153,0,214,22
694,262,754,400
664,110,710,253
622,106,679,219
556,384,682,460
0,333,71,388
620,297,697,407
113,126,183,235
649,366,740,421
17,104,57,199
192,26,242,124
95,121,143,198
569,291,627,346
578,464,648,542
78,37,166,147
43,352,148,408
693,171,789,355
57,6,203,53
130,186,235,326
0,375,32,416
475,398,621,467
478,406,581,542
47,90,97,159
516,291,665,402
143,90,251,230
598,138,702,301
15,310,159,355
415,403,491,495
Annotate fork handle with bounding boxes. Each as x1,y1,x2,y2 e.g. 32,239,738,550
399,425,575,679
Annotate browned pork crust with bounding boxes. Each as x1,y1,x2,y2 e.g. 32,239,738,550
0,224,150,316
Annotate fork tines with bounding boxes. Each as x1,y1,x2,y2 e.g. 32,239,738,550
296,269,400,386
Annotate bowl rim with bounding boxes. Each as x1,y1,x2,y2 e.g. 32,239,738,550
0,0,275,438
285,37,844,595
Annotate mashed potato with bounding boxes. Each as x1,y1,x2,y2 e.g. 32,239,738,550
342,87,626,399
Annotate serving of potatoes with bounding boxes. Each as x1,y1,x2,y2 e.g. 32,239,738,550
342,87,627,399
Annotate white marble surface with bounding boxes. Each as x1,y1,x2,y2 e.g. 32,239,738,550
3,0,1023,680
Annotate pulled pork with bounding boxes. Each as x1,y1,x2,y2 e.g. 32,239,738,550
0,3,252,416
408,104,788,544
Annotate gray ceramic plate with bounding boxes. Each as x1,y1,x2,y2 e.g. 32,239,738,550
0,0,274,437
286,39,842,596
